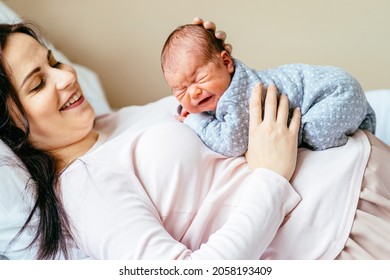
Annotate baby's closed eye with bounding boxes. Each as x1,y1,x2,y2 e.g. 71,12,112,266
174,88,187,99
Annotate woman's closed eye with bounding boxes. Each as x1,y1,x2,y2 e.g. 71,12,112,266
30,78,46,93
29,61,63,93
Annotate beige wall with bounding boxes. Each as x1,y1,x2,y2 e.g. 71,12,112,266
6,0,390,108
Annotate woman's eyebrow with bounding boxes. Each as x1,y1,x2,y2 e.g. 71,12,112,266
20,49,51,89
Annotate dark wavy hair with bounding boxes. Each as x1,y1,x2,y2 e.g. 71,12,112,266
0,21,71,259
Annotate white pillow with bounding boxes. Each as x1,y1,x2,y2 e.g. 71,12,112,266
365,89,390,146
0,144,38,260
0,1,111,259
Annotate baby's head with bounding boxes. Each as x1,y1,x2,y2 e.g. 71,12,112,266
161,24,234,114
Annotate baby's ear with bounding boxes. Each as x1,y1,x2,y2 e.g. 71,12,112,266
221,51,234,73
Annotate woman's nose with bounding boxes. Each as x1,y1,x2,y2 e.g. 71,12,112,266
52,68,76,91
188,86,202,99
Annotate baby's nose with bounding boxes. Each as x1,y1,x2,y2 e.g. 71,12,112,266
189,87,202,99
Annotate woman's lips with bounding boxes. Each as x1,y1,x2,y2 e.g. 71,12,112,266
60,92,83,111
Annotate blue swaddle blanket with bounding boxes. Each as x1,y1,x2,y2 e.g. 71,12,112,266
184,59,376,157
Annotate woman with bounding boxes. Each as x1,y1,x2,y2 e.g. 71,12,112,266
0,20,301,259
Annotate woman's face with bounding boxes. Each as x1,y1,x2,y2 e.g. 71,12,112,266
3,33,95,152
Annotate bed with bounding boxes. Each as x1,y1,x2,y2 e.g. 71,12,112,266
1,1,389,260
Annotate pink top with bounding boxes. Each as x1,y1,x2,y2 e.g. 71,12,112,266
60,97,369,259
262,129,370,259
60,98,300,259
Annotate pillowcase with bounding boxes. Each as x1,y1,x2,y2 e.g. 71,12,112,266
0,144,37,260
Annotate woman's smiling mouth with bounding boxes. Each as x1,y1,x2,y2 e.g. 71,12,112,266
60,92,83,111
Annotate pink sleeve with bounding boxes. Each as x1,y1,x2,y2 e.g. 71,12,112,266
187,168,300,259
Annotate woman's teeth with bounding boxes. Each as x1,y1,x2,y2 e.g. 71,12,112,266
61,93,81,110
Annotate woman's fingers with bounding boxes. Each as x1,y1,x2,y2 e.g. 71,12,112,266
193,17,216,30
192,17,203,25
274,91,301,136
289,107,301,134
262,86,300,132
263,84,278,122
246,84,300,180
192,17,232,54
276,94,289,124
249,84,264,132
215,30,226,40
204,20,216,31
245,85,300,180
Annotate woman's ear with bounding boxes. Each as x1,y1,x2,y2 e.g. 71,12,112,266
220,50,234,74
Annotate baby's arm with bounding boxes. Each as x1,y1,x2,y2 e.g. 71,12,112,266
184,101,249,157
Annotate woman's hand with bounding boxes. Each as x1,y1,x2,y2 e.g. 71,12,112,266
192,17,233,54
245,84,301,181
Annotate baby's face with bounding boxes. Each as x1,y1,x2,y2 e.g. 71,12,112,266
163,51,234,113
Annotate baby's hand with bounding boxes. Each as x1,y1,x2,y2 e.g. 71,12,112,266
175,105,190,122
